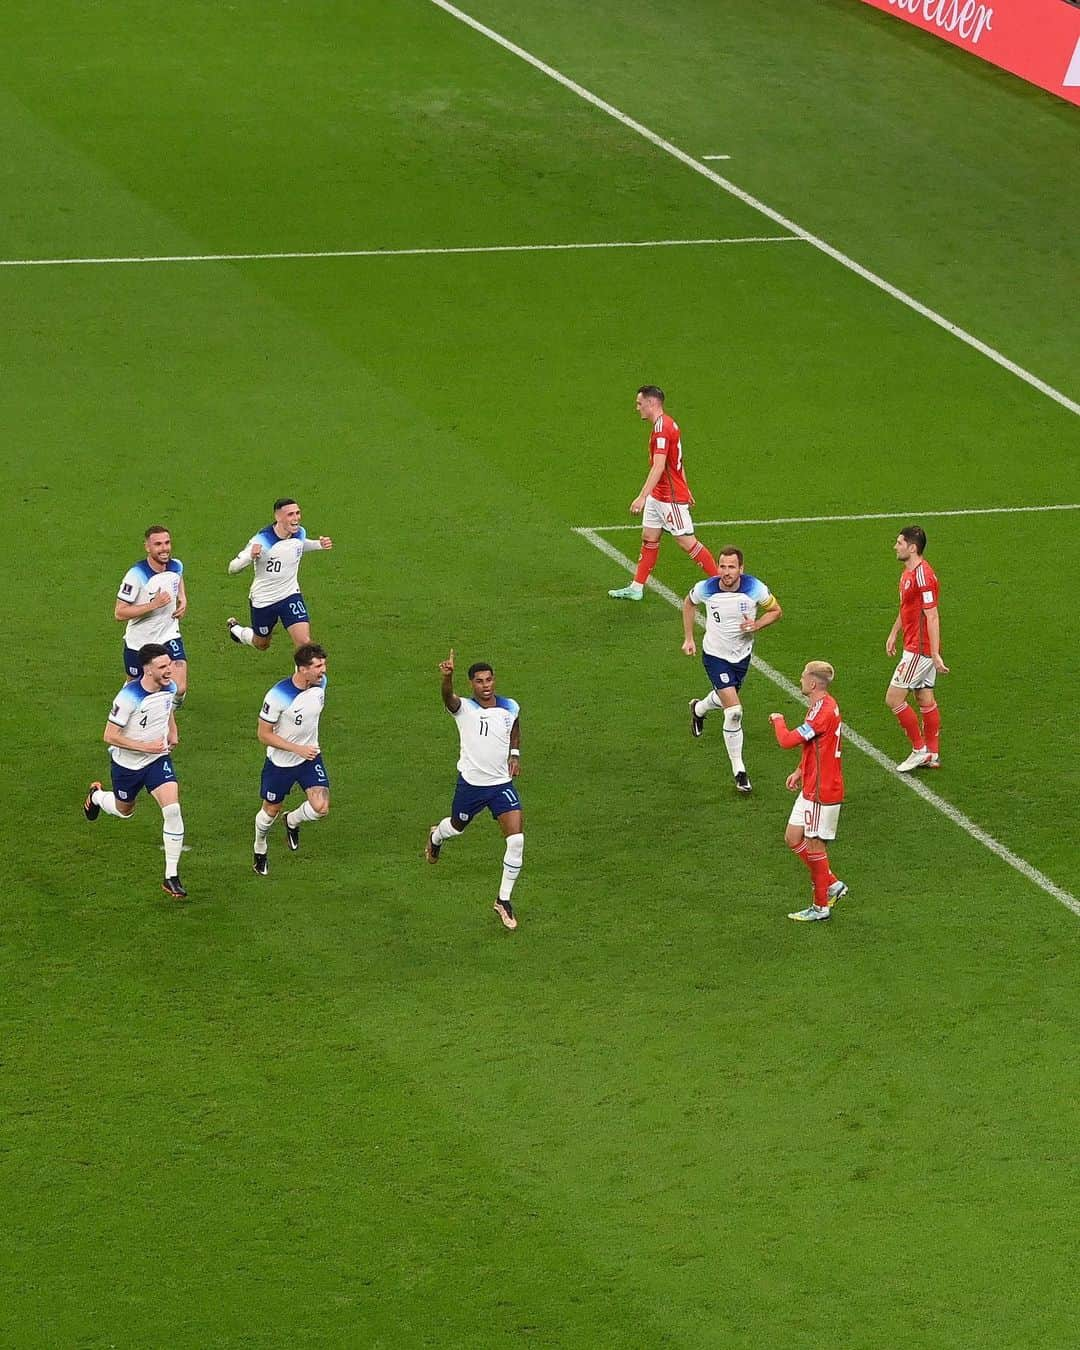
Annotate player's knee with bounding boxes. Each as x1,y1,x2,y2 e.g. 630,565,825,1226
723,704,743,731
313,796,330,818
504,833,524,867
162,802,184,832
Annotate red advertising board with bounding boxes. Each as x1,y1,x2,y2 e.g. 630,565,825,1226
859,0,1080,107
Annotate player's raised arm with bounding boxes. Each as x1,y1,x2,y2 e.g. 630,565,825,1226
439,649,461,713
303,536,333,552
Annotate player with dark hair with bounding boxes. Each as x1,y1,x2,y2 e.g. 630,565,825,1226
115,524,189,708
83,643,187,898
608,386,719,601
682,546,782,794
770,661,847,922
251,643,330,873
885,526,948,771
227,498,333,651
425,650,523,931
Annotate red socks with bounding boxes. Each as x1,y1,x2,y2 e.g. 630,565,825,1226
921,702,940,753
790,840,834,905
687,540,718,575
895,703,925,750
633,541,660,585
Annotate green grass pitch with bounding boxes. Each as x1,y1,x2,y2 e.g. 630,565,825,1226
2,2,1078,1345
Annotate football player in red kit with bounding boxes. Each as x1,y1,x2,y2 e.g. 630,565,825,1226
608,386,719,600
770,662,848,923
885,526,948,771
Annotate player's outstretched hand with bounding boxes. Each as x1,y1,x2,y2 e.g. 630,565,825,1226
250,541,263,559
681,638,697,657
318,536,333,550
439,648,455,676
785,770,802,792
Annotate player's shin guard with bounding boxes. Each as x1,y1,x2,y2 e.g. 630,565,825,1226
633,541,660,585
499,833,524,904
254,807,278,854
722,704,746,774
895,703,925,750
921,702,940,754
687,540,718,575
162,803,185,877
806,849,832,906
93,789,130,819
285,800,323,829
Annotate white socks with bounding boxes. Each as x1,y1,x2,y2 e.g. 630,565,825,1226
286,800,323,829
499,833,524,903
92,788,129,819
254,807,278,854
722,703,745,774
231,622,256,646
693,689,725,719
161,802,185,876
431,817,460,846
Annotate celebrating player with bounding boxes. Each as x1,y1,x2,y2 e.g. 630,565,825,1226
251,643,330,874
227,498,332,651
83,643,187,899
115,525,189,709
770,661,847,923
425,650,524,931
608,386,719,601
682,546,782,794
885,526,948,771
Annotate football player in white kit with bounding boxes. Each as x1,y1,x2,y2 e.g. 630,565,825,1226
425,650,524,931
681,546,783,794
227,498,333,652
251,643,330,874
115,525,189,708
83,643,187,899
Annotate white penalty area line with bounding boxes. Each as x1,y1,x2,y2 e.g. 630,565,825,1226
429,0,1080,421
0,236,798,269
575,525,1080,919
575,503,1080,532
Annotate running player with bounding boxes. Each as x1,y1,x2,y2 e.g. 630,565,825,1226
251,643,330,874
115,525,189,708
885,526,948,771
682,546,782,794
227,498,333,651
770,661,847,922
425,650,523,931
608,386,719,600
83,643,187,899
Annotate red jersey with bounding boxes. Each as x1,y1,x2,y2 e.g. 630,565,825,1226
795,694,844,804
648,414,694,504
898,559,940,654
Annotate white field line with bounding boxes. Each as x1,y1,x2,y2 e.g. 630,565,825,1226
576,526,1080,918
0,236,799,269
576,503,1080,532
429,0,1080,421
702,155,731,161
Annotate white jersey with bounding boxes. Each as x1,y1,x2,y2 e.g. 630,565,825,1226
259,675,327,767
451,696,519,786
232,525,322,605
107,679,176,769
117,559,183,646
689,574,775,663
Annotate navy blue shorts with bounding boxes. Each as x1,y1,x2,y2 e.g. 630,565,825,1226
703,652,751,692
450,775,522,827
250,592,309,638
123,636,186,678
109,755,177,803
260,755,329,805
